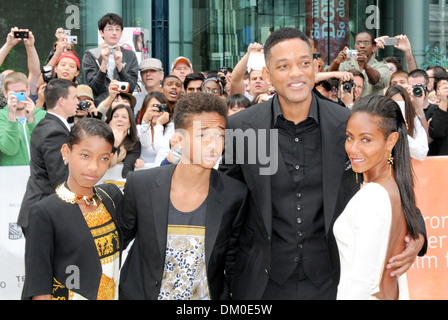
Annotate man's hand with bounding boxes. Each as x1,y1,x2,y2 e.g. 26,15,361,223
114,46,123,72
6,27,22,48
24,97,36,124
7,93,18,122
356,53,369,71
387,234,425,278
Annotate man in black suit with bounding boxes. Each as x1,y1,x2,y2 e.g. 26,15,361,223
220,28,427,300
119,93,248,300
18,79,79,235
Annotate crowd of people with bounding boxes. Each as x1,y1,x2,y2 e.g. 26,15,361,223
0,11,442,301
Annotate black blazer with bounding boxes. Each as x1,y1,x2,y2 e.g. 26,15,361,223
118,165,248,300
18,113,70,231
22,183,123,300
219,93,427,300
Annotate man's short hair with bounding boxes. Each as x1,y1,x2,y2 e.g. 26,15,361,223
384,56,403,72
3,72,28,92
184,73,205,90
173,93,227,130
264,28,311,65
348,69,365,82
45,79,76,110
162,75,182,86
408,69,430,85
427,65,448,80
391,70,409,81
98,13,124,32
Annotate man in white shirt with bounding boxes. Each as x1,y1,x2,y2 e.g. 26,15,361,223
18,79,79,235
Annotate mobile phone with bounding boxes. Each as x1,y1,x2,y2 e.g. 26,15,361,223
109,46,116,54
14,31,29,39
12,92,27,102
154,104,169,113
313,53,321,60
383,37,399,46
219,67,228,74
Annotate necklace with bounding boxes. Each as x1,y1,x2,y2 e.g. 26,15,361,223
56,183,102,207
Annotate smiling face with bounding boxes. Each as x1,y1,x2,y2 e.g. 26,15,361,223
62,135,114,196
109,107,131,132
262,38,315,109
345,112,398,182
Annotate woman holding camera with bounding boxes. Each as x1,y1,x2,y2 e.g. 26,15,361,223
385,85,429,161
136,91,174,165
106,104,141,178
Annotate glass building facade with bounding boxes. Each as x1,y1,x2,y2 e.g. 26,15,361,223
0,0,447,80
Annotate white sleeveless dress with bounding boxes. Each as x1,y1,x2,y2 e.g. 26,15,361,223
333,182,410,300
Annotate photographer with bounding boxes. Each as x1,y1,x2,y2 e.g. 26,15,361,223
429,77,448,155
74,85,99,125
0,72,46,166
376,35,418,73
0,28,40,101
97,80,136,122
82,13,139,106
328,31,390,97
339,69,365,109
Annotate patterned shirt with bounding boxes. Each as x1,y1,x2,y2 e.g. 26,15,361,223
158,198,210,300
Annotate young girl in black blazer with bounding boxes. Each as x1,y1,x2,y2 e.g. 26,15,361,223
23,118,123,300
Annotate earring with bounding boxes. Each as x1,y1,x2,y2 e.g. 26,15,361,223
387,152,394,178
63,159,68,166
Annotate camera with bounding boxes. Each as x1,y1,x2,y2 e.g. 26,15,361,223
345,49,358,59
154,104,169,113
109,46,116,54
67,36,78,44
14,31,29,39
12,92,27,102
313,53,321,60
78,100,91,111
41,65,53,84
412,84,426,97
342,80,355,93
117,82,130,93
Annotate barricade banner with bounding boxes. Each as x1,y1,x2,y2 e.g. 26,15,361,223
0,165,125,300
1,158,447,300
0,166,28,300
408,157,448,300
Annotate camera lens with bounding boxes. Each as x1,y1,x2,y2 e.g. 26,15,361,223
413,86,423,97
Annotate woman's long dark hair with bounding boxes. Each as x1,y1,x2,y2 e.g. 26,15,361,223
385,85,416,138
351,95,420,239
136,91,168,125
106,104,139,152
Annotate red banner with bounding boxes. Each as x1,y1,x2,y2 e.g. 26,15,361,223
306,0,350,65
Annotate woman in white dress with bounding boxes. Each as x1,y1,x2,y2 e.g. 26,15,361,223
334,95,422,300
385,85,429,161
